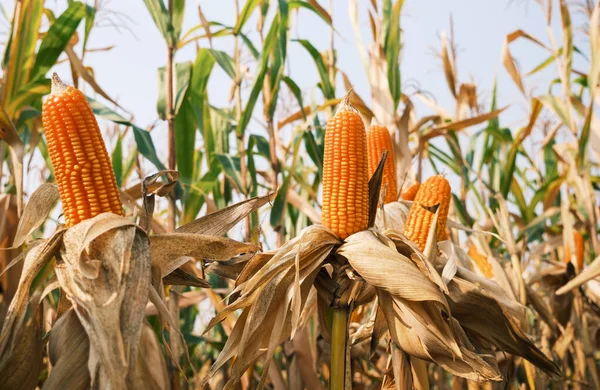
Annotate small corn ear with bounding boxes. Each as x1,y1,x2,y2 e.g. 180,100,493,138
366,122,397,204
403,175,451,251
401,182,421,201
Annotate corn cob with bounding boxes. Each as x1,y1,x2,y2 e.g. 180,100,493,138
564,231,584,271
468,244,494,279
322,94,369,239
401,182,421,201
402,175,451,251
42,73,123,227
366,121,397,204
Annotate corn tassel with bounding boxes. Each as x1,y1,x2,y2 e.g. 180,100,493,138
403,175,451,251
401,182,421,201
42,73,123,227
564,231,584,271
322,94,369,239
366,121,397,204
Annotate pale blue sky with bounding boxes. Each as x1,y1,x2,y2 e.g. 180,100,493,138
18,0,587,139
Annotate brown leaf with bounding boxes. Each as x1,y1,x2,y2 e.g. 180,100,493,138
163,265,211,288
0,194,21,319
127,323,170,389
502,30,548,94
64,45,123,109
175,192,274,235
0,304,43,390
45,309,91,390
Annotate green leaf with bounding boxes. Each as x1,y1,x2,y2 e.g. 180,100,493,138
112,134,123,188
30,1,86,80
82,4,96,54
383,0,403,110
282,76,306,120
248,134,271,160
270,172,290,227
157,61,193,120
238,17,279,136
175,97,197,185
278,0,289,62
142,0,173,45
234,0,262,34
207,49,236,79
172,0,185,40
7,77,50,115
216,154,244,193
295,39,335,99
2,0,43,109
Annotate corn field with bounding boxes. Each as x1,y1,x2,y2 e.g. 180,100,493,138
1,0,600,389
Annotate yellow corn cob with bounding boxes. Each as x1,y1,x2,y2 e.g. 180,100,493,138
366,121,397,204
401,182,421,201
402,175,451,251
322,95,369,239
42,73,123,227
564,231,584,271
468,244,494,279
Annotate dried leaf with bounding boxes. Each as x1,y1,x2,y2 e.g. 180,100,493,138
176,192,274,235
12,183,59,248
0,304,43,390
502,30,548,94
150,233,257,279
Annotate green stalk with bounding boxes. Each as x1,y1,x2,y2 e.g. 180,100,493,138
330,306,349,390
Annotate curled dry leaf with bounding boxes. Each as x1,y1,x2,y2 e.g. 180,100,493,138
150,233,258,278
54,213,150,390
45,309,91,390
556,254,600,295
339,230,501,381
0,304,43,390
12,183,59,248
202,225,339,389
447,269,561,378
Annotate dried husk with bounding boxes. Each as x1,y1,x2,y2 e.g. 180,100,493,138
0,229,64,384
202,224,339,389
53,213,151,390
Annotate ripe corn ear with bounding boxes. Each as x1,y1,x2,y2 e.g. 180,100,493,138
468,244,494,279
403,175,451,251
322,95,369,239
564,231,584,271
367,122,397,204
42,73,123,227
401,182,421,201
